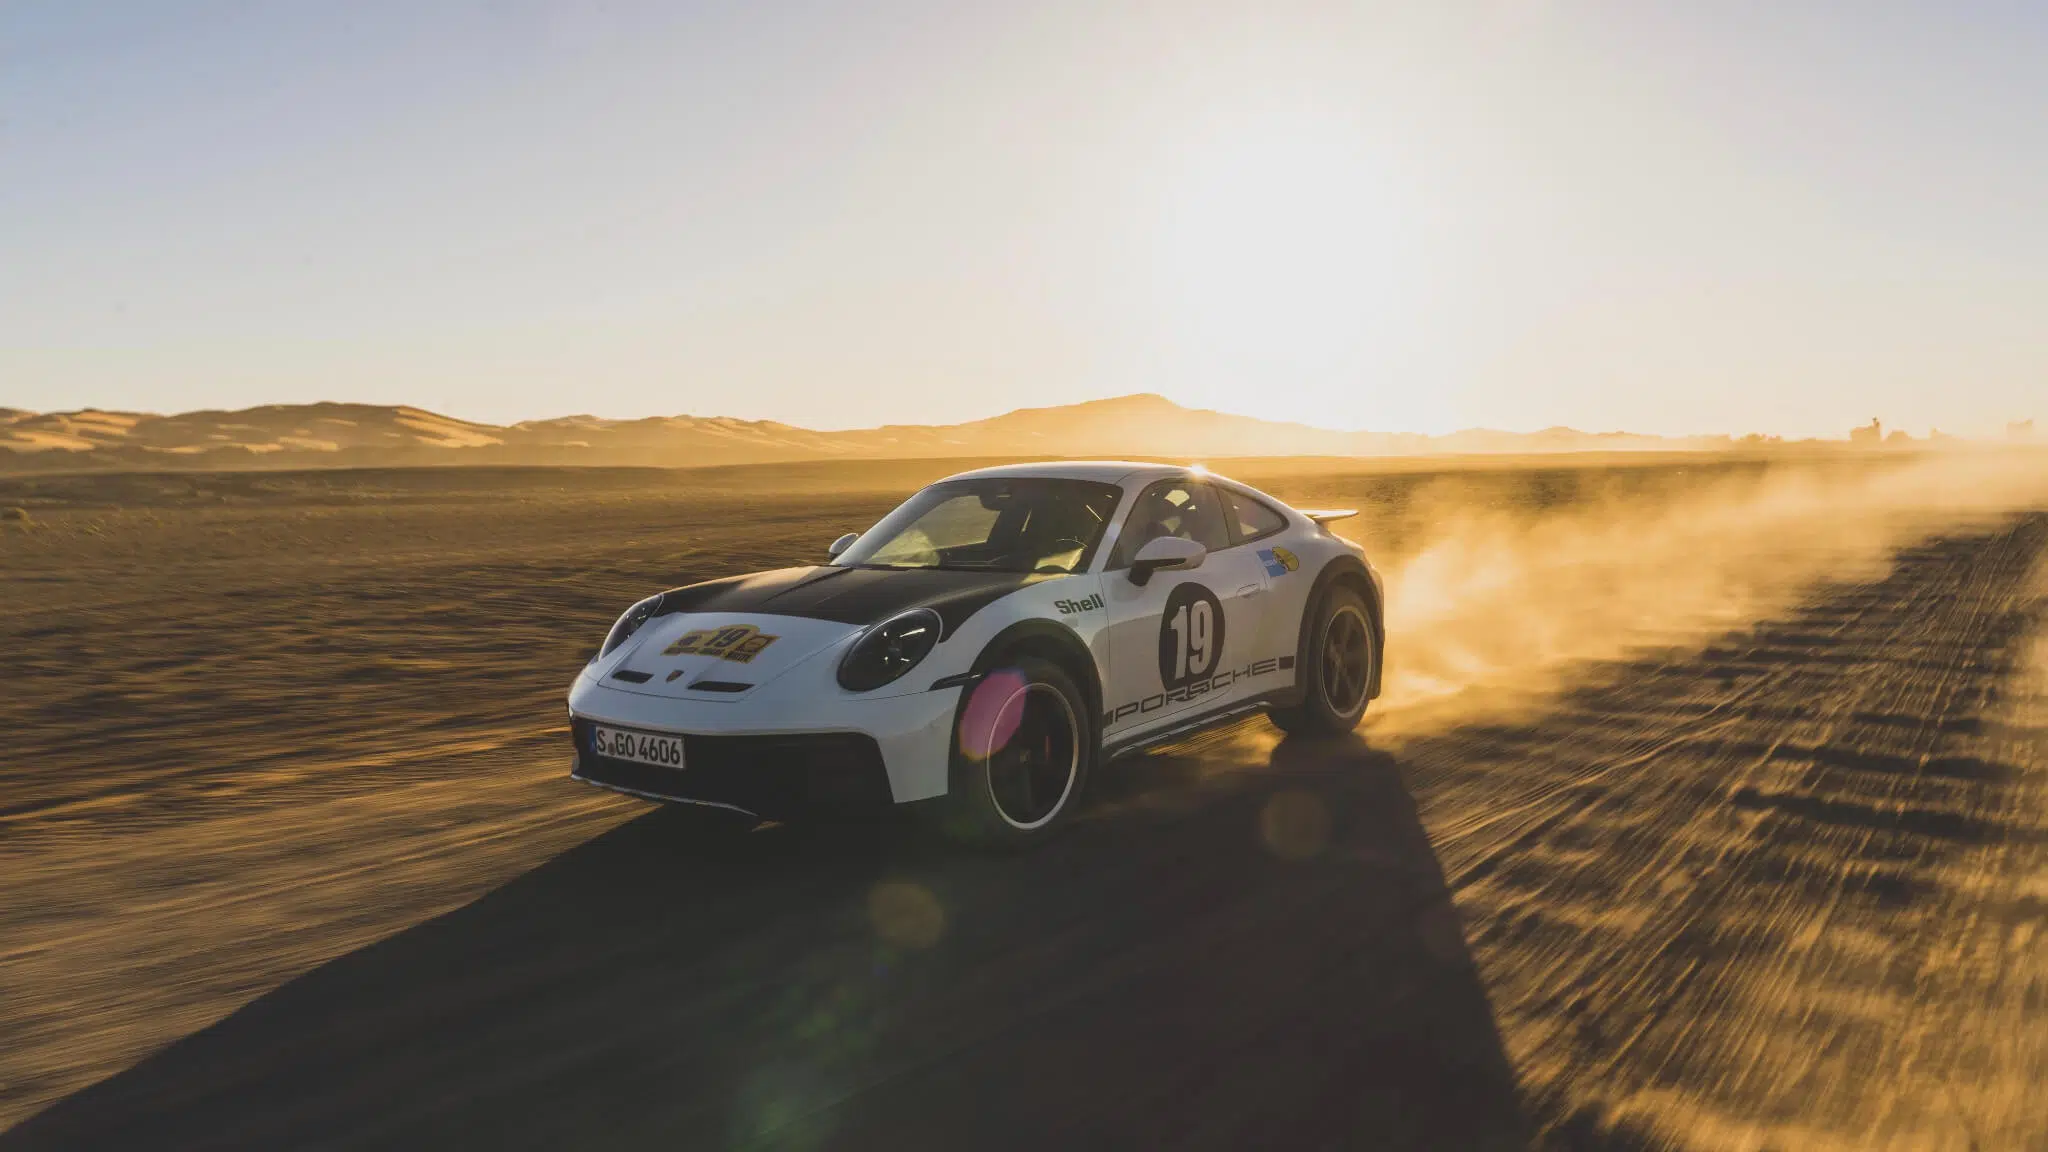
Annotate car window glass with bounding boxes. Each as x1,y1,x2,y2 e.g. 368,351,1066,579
837,479,1122,574
862,493,1000,568
1109,481,1233,568
1223,489,1288,543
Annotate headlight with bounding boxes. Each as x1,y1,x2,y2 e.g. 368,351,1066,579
837,609,942,692
596,595,663,661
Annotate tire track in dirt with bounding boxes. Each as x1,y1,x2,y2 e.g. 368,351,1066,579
4,471,2044,1149
1409,557,1903,897
1397,515,2048,1148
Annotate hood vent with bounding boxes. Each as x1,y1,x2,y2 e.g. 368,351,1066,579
610,669,653,683
688,679,753,693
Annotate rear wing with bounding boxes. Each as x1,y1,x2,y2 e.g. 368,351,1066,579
1299,508,1358,525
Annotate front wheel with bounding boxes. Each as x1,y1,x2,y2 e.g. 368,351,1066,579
932,656,1096,848
1269,584,1377,737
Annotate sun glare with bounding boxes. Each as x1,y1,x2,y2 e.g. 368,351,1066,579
1150,111,1441,434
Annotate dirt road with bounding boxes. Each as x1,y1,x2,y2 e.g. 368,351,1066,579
2,464,2043,1149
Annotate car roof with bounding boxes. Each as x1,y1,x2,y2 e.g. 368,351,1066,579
936,460,1211,487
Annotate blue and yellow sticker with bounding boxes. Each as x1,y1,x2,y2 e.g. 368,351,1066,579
1257,546,1299,578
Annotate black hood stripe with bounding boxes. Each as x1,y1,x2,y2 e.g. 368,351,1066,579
655,566,1046,635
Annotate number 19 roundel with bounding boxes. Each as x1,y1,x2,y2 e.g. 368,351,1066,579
1158,582,1226,690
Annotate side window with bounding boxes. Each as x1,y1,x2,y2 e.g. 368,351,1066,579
1222,488,1288,544
1109,480,1233,568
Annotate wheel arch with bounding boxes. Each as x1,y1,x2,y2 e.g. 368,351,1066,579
968,620,1105,739
1295,555,1385,701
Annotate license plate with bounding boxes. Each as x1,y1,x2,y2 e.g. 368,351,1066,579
590,724,686,770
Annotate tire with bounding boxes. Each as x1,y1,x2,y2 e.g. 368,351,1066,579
931,655,1096,848
1269,583,1377,737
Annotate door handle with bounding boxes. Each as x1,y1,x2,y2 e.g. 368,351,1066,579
1237,584,1263,598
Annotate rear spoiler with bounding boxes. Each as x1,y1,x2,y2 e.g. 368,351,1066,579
1300,508,1358,525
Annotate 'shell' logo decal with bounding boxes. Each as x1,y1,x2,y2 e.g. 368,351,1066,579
663,623,779,663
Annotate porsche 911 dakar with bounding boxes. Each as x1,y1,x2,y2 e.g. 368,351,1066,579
568,462,1383,845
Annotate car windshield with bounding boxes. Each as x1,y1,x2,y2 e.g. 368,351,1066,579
835,478,1123,574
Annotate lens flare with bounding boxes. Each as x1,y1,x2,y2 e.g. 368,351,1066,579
1259,789,1331,860
958,668,1028,761
867,880,945,950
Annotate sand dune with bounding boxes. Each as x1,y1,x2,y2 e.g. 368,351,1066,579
1,393,1757,473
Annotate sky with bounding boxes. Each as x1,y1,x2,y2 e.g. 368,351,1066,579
2,1,2043,437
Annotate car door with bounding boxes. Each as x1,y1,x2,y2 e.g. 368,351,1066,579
1099,479,1270,740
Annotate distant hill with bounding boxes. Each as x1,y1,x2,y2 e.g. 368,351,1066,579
0,393,1743,472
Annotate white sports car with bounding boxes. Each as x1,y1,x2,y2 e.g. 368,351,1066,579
568,462,1383,845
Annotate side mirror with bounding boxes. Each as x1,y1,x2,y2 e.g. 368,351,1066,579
1128,536,1206,586
827,532,859,559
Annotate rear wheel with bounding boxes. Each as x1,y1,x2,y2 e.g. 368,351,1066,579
933,655,1096,847
1269,584,1376,737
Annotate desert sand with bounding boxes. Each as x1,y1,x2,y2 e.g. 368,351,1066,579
2,453,2044,1149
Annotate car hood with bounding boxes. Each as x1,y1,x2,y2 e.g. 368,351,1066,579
598,611,861,700
592,566,1051,701
651,564,1052,636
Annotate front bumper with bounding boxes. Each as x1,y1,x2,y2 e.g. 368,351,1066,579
572,726,894,818
566,671,959,815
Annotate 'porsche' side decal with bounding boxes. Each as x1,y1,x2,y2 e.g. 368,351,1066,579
1103,654,1295,726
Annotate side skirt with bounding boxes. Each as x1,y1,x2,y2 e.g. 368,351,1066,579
1101,693,1285,761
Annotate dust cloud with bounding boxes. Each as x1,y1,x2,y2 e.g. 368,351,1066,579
1361,451,2048,737
2019,543,2048,701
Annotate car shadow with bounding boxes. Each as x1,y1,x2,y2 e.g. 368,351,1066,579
4,735,1529,1151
